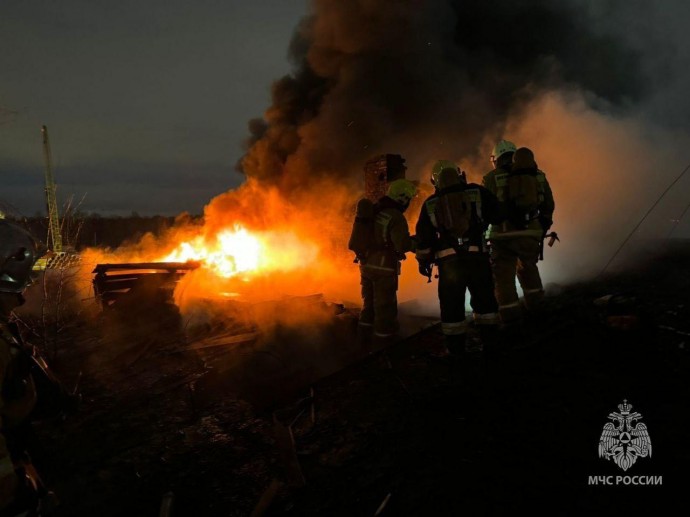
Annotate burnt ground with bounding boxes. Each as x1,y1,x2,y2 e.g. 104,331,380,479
18,241,690,516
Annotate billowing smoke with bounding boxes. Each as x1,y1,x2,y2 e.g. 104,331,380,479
85,1,690,320
236,0,690,285
239,0,646,188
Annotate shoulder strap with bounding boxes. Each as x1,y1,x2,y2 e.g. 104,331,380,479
424,198,439,229
536,170,546,203
464,187,482,221
494,172,509,202
375,210,395,246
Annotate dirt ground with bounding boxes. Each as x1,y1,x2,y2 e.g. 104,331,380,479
18,241,690,516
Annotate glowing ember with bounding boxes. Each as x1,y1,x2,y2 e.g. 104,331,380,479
160,224,318,279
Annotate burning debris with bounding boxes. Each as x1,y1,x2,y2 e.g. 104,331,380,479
92,261,200,309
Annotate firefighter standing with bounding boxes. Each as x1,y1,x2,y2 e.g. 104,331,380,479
415,161,503,355
482,142,555,327
356,179,417,339
0,220,43,512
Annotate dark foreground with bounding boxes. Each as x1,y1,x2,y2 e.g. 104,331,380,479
21,243,690,516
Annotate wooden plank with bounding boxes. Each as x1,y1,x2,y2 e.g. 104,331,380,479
186,332,259,351
92,261,200,274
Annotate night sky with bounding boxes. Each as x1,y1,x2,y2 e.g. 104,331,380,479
0,0,307,216
3,0,690,226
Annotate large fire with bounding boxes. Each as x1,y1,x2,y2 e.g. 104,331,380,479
78,181,363,307
160,224,320,280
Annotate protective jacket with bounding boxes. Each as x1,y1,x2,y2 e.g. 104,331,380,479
415,181,503,345
360,196,413,275
415,182,503,263
0,319,37,509
482,165,554,240
358,195,413,337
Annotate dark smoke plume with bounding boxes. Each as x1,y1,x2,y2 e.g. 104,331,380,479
239,0,644,189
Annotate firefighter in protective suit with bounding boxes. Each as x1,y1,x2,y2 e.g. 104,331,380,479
0,219,43,513
416,161,504,356
0,220,65,514
482,142,555,326
358,179,417,339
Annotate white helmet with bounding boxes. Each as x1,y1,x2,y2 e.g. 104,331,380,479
490,140,517,163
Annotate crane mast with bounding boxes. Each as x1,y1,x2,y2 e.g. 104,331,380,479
41,125,62,252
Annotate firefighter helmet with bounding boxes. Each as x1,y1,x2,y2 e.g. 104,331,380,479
386,179,417,206
490,140,517,163
512,147,537,169
0,220,44,294
430,160,459,186
436,167,464,190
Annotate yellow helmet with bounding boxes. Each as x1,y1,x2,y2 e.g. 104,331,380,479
490,140,517,163
430,160,459,186
386,179,417,205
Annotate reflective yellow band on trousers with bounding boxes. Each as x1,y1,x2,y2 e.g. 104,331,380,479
442,321,468,335
523,288,544,295
473,312,499,325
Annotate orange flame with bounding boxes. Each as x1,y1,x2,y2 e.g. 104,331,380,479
160,224,319,280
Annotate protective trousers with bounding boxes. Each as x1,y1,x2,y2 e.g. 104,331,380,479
359,267,399,337
490,237,544,323
0,330,17,510
437,254,499,345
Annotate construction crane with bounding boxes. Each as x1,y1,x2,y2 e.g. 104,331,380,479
33,125,79,270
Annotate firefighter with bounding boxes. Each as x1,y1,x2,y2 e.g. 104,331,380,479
482,143,555,327
0,220,43,512
357,179,417,340
416,161,503,356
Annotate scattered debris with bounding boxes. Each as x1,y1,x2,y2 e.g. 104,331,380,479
658,325,690,337
250,479,284,517
374,493,392,516
158,491,174,517
593,294,642,331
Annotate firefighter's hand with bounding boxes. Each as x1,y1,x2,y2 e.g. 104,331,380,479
418,262,432,278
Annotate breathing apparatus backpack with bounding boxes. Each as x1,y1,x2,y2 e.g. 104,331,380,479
433,168,473,243
348,198,376,263
505,169,540,229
